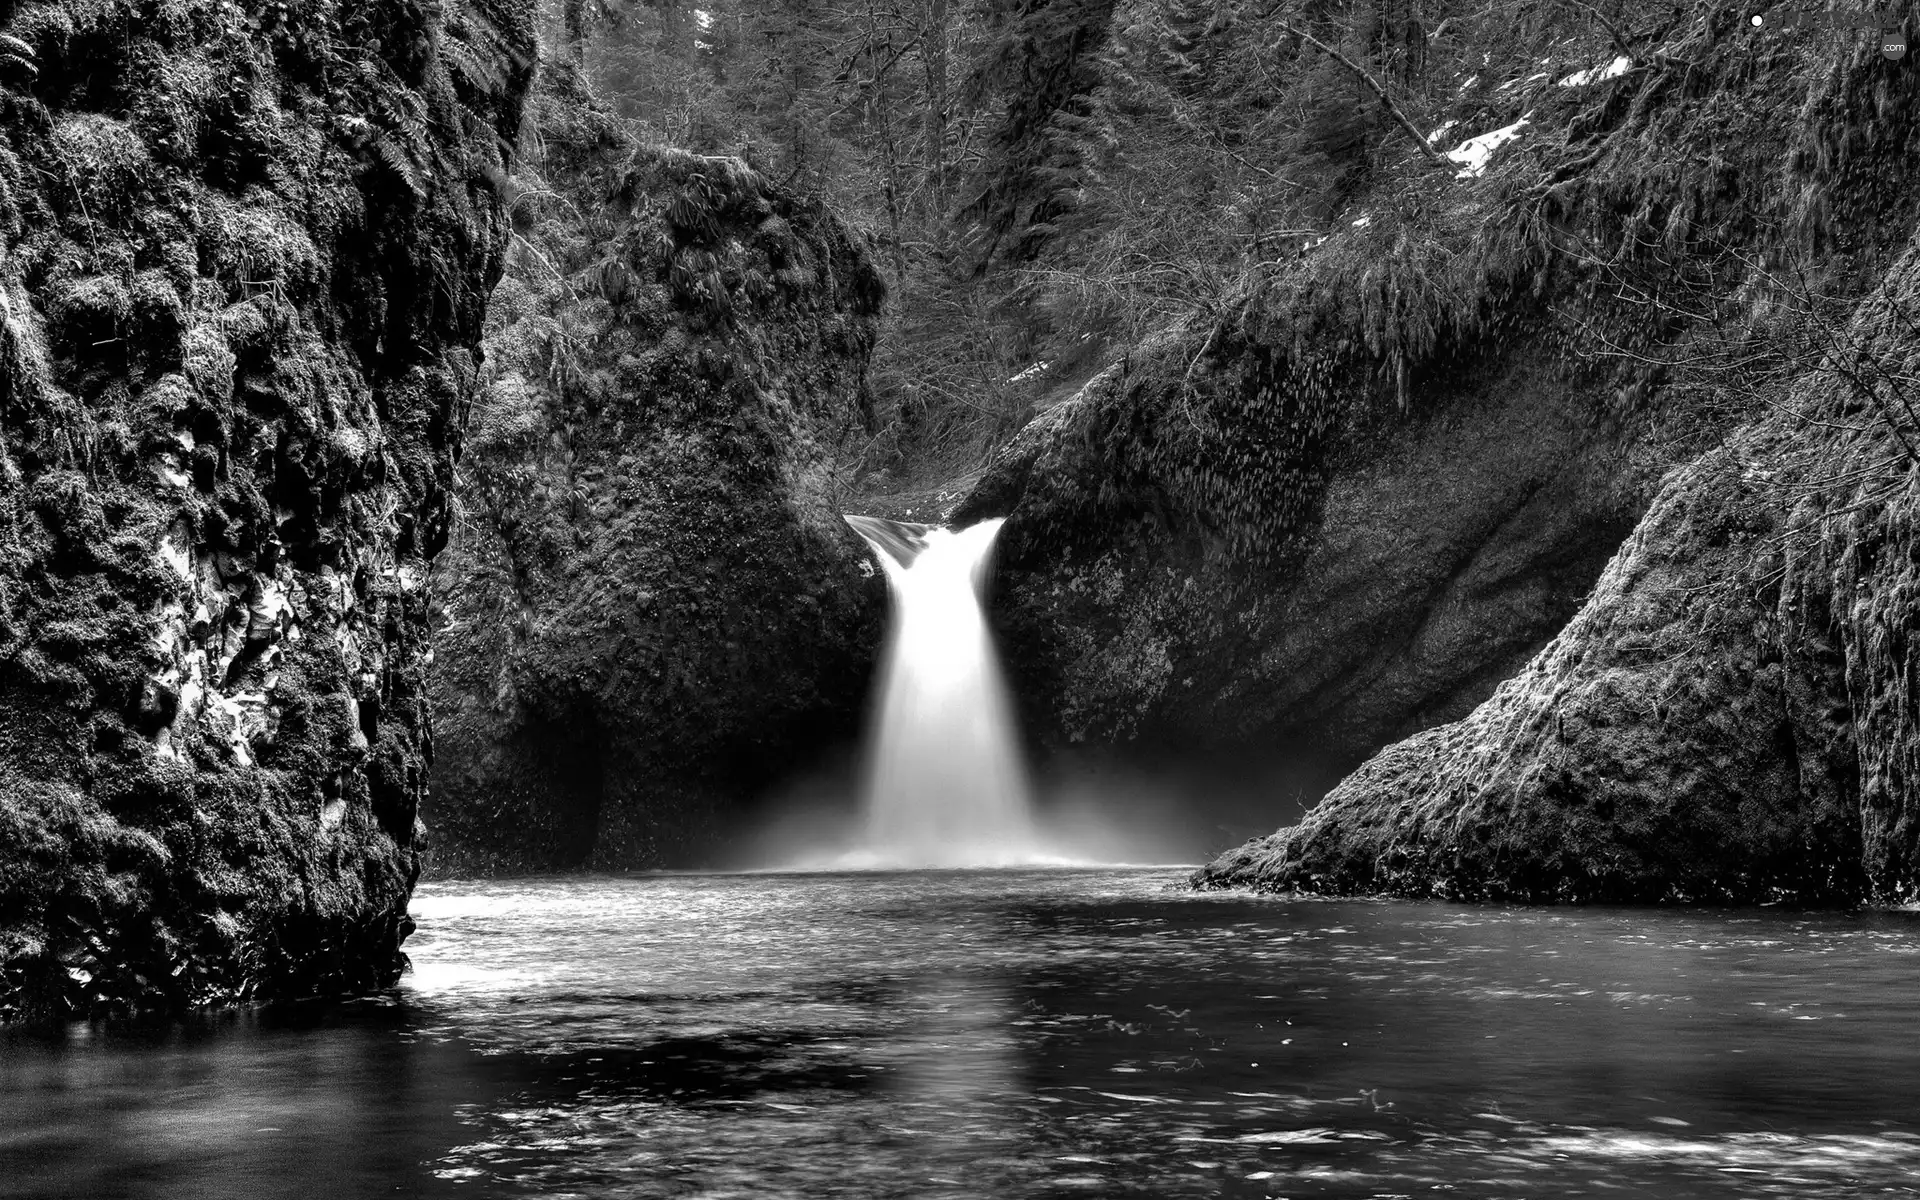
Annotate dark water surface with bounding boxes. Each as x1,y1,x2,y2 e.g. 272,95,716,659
5,868,1920,1198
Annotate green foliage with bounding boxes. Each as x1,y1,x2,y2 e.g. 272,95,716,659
368,82,433,198
959,0,1123,268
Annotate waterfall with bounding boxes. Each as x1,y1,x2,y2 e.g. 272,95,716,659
843,515,1040,867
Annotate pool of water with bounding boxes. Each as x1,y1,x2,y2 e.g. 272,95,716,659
4,868,1920,1198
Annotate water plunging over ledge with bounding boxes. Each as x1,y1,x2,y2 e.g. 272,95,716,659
842,515,1042,867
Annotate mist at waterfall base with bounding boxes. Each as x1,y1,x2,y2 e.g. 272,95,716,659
726,516,1315,871
728,756,1313,871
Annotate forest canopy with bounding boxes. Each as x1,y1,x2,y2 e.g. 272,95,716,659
558,0,1669,492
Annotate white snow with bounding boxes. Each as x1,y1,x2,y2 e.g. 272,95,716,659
1559,56,1633,87
1426,119,1458,145
1350,215,1371,228
250,579,290,630
1447,115,1531,179
1496,72,1549,92
213,690,269,767
1008,361,1051,384
158,521,192,579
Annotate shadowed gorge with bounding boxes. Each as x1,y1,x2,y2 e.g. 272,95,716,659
423,65,887,875
419,0,1920,896
2,14,1919,1200
4,0,1920,1191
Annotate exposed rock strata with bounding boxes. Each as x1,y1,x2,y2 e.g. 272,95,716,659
425,71,886,875
0,0,533,1018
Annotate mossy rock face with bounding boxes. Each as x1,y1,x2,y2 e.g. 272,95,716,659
960,16,1920,873
1196,229,1920,904
1160,19,1920,905
425,67,887,875
958,346,1652,778
0,0,535,1019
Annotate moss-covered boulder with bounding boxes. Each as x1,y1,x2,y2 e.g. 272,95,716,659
0,0,533,1019
1167,14,1920,906
425,69,886,875
1196,229,1920,905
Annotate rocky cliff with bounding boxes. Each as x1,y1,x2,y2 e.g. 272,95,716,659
1198,233,1920,904
1183,23,1920,903
960,11,1919,893
424,70,886,875
0,0,533,1019
957,342,1654,774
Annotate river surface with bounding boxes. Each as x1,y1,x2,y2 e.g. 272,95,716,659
4,868,1920,1198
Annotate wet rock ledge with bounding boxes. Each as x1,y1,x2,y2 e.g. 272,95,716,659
0,0,534,1018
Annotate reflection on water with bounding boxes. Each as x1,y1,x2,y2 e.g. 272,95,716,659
5,869,1920,1198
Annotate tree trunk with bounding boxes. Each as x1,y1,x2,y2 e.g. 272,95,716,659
660,0,692,60
923,0,950,214
563,0,586,65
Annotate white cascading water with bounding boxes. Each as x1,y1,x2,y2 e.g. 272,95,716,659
843,515,1041,867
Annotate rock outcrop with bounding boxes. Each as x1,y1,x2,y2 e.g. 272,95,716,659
1197,235,1920,904
1180,23,1920,905
425,70,886,875
958,347,1653,774
961,16,1920,900
0,0,533,1018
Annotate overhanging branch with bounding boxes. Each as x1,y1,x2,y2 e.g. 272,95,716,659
1259,4,1450,168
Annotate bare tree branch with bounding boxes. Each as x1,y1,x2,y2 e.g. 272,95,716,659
1562,0,1637,63
1258,6,1450,167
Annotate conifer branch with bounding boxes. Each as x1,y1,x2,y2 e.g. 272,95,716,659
1260,7,1449,167
1563,0,1638,63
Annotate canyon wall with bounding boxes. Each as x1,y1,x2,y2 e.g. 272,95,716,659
962,16,1919,903
0,0,533,1018
425,69,887,874
1199,235,1920,904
